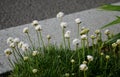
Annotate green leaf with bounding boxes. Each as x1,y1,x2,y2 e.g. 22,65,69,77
99,5,120,11
101,16,120,29
105,33,120,44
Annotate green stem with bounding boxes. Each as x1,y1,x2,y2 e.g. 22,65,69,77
105,61,108,77
82,40,85,60
39,31,45,48
67,38,70,49
36,31,41,47
62,28,66,48
8,56,14,68
92,39,95,55
27,33,34,50
84,71,86,77
77,24,80,38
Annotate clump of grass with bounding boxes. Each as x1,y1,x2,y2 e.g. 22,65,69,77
4,12,120,77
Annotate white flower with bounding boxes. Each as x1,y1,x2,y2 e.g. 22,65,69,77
65,73,70,77
116,39,120,45
35,25,42,31
72,38,80,45
81,27,85,30
32,20,39,26
100,52,104,56
56,12,64,19
60,22,67,28
7,37,14,44
87,55,93,62
90,35,95,39
71,59,75,63
79,64,88,71
106,55,110,60
75,18,81,24
23,27,29,33
32,69,38,73
13,38,20,43
104,29,110,35
18,41,24,48
81,35,87,40
32,51,39,56
95,29,100,34
64,30,71,39
23,56,29,61
9,43,15,48
4,48,12,56
112,43,117,48
22,43,29,51
82,61,87,64
47,35,51,40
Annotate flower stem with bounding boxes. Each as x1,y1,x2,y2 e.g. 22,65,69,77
39,31,45,48
77,24,80,38
62,28,66,48
67,38,70,49
36,31,41,47
27,33,34,50
82,40,85,60
84,71,86,77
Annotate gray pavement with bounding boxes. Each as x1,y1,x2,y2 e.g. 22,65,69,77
0,0,120,30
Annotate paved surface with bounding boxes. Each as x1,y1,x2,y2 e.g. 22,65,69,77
0,0,120,30
0,3,120,74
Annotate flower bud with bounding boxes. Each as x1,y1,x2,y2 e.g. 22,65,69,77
71,59,75,63
112,43,117,48
47,35,51,40
32,69,38,74
32,20,39,26
75,18,81,24
60,22,67,29
95,29,100,34
87,55,93,62
65,73,70,77
4,48,12,56
90,35,95,39
23,56,29,61
81,35,87,40
79,64,88,71
35,25,42,31
23,27,29,33
72,38,80,45
106,55,110,60
56,12,64,19
104,29,110,35
82,61,87,64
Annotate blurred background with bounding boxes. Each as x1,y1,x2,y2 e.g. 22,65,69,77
0,0,119,30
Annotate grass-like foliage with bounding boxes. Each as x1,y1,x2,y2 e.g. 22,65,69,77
4,12,120,77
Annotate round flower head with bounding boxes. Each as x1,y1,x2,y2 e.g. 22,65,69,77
32,20,39,26
75,18,81,24
35,25,42,31
23,56,29,61
72,38,80,45
82,61,87,64
47,35,51,40
79,64,88,71
13,38,20,44
81,27,85,30
100,52,104,56
90,35,95,39
9,43,15,48
32,69,38,74
71,59,75,63
87,55,93,62
106,55,110,60
7,37,14,44
60,22,67,29
23,27,29,33
22,43,29,51
64,30,71,39
56,12,64,19
116,39,120,45
18,41,24,48
65,73,70,77
32,51,39,56
81,34,87,40
95,29,100,34
104,29,110,35
112,43,117,48
4,48,12,56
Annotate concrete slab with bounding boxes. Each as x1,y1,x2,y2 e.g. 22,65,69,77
0,2,120,74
